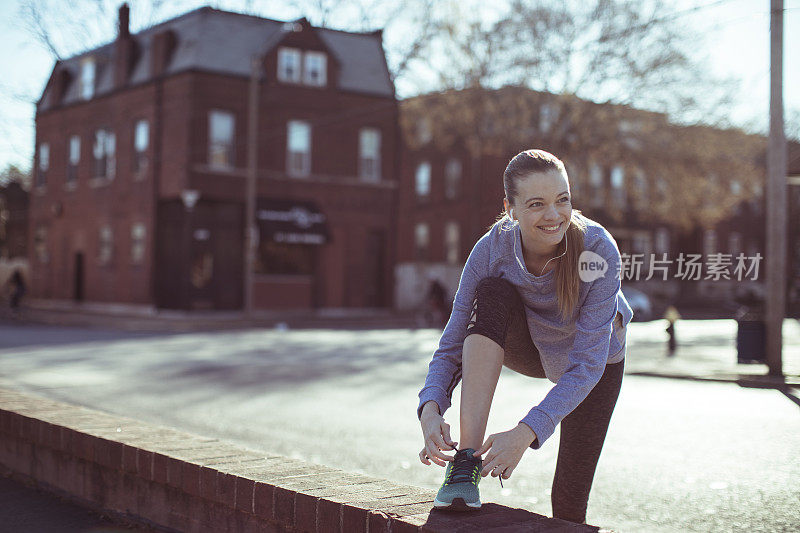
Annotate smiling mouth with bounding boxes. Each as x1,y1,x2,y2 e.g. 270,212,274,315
537,222,563,232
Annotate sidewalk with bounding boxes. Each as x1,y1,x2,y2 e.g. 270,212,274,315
1,299,422,332
0,469,156,532
5,299,799,388
620,318,800,388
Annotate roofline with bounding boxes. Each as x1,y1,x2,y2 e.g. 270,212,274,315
55,5,385,66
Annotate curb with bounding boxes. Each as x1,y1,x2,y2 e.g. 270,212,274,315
0,388,611,532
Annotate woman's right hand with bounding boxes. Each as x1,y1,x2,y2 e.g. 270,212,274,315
419,402,458,467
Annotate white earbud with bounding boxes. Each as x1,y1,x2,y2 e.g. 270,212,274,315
509,208,514,219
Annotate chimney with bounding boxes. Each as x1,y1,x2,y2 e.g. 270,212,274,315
118,3,130,40
114,3,133,88
151,30,176,77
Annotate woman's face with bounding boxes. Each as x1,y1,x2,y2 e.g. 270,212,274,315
504,169,572,254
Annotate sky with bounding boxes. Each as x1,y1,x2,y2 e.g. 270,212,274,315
0,0,798,174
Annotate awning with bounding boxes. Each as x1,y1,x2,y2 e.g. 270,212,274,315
256,198,330,245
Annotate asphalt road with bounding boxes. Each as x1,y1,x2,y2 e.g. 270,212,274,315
0,319,798,533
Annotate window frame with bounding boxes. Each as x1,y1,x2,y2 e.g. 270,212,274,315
80,57,95,100
286,120,312,178
36,142,50,188
67,135,80,184
277,47,302,83
414,222,430,262
445,220,460,265
98,224,114,266
130,223,146,265
415,161,431,198
208,109,235,170
133,119,149,176
444,158,462,200
303,51,327,87
358,128,381,181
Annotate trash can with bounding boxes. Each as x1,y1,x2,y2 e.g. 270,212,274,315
736,306,766,364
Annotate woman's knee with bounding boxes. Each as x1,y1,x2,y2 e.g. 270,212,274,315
465,276,522,349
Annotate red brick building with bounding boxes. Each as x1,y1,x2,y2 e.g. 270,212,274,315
0,181,28,261
31,5,398,310
394,88,780,315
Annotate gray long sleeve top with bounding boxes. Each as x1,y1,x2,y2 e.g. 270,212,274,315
417,213,633,450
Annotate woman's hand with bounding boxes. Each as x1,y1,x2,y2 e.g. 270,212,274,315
419,402,458,467
473,423,537,480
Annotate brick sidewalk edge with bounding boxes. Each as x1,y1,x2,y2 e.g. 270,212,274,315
0,388,609,533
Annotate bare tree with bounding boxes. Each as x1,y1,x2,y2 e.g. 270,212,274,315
18,0,175,61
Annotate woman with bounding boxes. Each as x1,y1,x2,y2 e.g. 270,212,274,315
416,149,632,524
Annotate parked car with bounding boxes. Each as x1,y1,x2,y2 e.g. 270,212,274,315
622,287,653,322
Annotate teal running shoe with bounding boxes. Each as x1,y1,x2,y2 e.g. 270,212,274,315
433,448,483,511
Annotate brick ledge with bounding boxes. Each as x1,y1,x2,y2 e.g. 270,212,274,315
0,388,608,532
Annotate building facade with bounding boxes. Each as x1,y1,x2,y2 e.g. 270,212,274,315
395,88,783,316
31,5,399,310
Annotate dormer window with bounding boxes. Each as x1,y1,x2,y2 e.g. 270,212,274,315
277,47,327,87
278,47,301,83
304,51,327,86
80,57,95,100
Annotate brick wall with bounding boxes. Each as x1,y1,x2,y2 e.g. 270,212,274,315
0,387,604,532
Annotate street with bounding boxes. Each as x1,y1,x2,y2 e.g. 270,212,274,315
0,319,798,532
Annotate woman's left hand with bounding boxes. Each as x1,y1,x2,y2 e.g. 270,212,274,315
473,423,537,480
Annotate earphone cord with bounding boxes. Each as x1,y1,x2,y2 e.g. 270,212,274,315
512,219,568,277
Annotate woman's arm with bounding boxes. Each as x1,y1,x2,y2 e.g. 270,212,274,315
417,234,491,421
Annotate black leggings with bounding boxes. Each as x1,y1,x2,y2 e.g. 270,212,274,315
464,276,625,524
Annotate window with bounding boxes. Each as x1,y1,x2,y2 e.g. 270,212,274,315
414,222,429,261
540,103,557,133
93,130,106,178
444,158,461,200
303,51,327,86
633,169,648,207
445,221,460,264
80,58,95,100
703,229,717,258
106,131,116,179
287,120,311,177
415,162,431,198
589,163,603,206
610,165,625,204
68,136,80,184
610,166,624,188
134,120,149,174
728,232,742,257
131,223,146,264
277,47,302,83
208,110,235,169
416,117,432,144
633,232,652,270
34,226,48,263
92,129,115,180
254,241,315,275
98,225,114,265
359,128,381,181
655,228,670,254
36,143,49,187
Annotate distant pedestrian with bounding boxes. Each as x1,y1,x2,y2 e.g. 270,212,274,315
426,279,448,329
664,305,681,356
5,269,26,311
417,149,631,524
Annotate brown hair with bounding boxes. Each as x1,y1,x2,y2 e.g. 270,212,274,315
489,149,587,321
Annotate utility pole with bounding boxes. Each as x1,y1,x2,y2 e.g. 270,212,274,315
766,0,786,377
244,55,261,317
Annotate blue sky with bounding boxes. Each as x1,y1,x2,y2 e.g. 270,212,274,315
1,0,798,173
